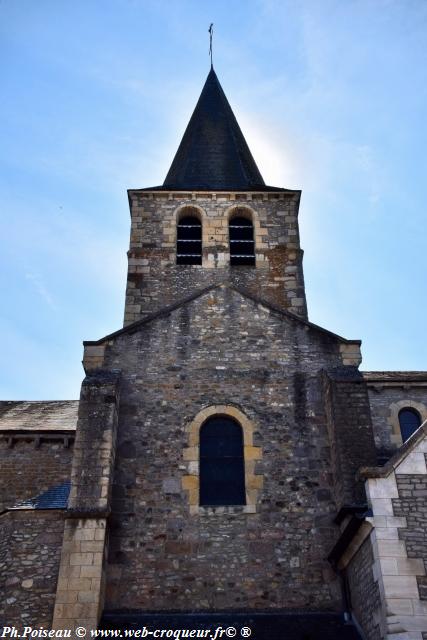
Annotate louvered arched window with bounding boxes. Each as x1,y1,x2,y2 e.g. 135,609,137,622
399,408,422,443
199,416,246,506
176,215,202,265
229,215,255,266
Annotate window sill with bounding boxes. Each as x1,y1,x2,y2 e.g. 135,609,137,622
190,505,256,516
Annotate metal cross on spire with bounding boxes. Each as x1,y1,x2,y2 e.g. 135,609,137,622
208,23,213,68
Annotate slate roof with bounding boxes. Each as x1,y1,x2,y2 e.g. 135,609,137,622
363,371,427,383
159,68,267,191
9,481,71,510
0,400,78,432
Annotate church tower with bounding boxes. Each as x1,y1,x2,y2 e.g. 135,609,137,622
6,61,427,640
123,68,308,326
71,67,373,638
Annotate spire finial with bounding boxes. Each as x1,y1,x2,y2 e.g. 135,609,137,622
208,23,213,68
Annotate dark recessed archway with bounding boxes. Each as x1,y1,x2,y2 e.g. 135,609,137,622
399,407,422,443
199,416,246,506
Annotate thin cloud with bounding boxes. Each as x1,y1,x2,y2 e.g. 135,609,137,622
25,271,57,311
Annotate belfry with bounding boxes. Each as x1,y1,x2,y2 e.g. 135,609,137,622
1,64,427,640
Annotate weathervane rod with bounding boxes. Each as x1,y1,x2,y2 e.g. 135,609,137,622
209,23,213,68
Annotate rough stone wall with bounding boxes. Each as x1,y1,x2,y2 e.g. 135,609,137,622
0,438,73,512
393,464,427,601
0,510,64,628
52,369,121,632
324,370,377,508
67,370,120,513
102,286,358,612
347,537,382,640
124,191,307,325
366,385,427,461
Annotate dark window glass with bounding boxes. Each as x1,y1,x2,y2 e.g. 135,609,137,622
177,215,202,265
229,216,255,266
399,408,421,443
199,416,246,506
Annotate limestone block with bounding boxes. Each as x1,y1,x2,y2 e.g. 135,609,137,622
377,540,407,557
390,615,427,632
396,558,426,576
396,452,427,475
78,591,98,603
380,557,398,575
371,498,394,516
182,475,198,490
188,461,199,475
387,516,408,528
69,552,94,566
413,601,427,615
416,439,427,453
55,590,79,604
387,599,414,615
385,627,423,639
67,577,92,591
80,565,102,578
244,446,262,460
376,527,399,540
183,446,198,460
339,343,362,366
368,475,399,499
383,575,419,598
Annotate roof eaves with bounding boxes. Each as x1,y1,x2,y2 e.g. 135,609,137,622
129,185,298,193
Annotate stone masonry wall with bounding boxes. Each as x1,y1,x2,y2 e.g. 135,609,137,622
366,385,427,461
52,369,121,633
347,537,382,640
124,191,307,325
324,371,377,509
0,510,64,628
0,438,73,512
363,438,427,637
393,463,427,602
102,286,358,612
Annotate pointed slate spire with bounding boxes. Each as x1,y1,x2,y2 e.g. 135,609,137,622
163,68,265,191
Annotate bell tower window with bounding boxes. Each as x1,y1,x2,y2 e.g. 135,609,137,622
177,215,202,265
229,215,255,266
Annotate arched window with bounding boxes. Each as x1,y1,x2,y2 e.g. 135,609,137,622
229,215,255,266
176,215,202,265
399,408,422,443
199,416,246,506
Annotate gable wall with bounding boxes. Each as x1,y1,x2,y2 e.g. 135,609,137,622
103,287,351,612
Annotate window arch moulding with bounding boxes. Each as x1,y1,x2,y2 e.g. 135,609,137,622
225,205,268,269
167,204,208,267
182,404,263,515
387,399,427,447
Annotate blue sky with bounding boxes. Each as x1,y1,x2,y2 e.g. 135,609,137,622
1,0,426,399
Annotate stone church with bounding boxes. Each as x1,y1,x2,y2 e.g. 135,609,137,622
1,66,427,640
